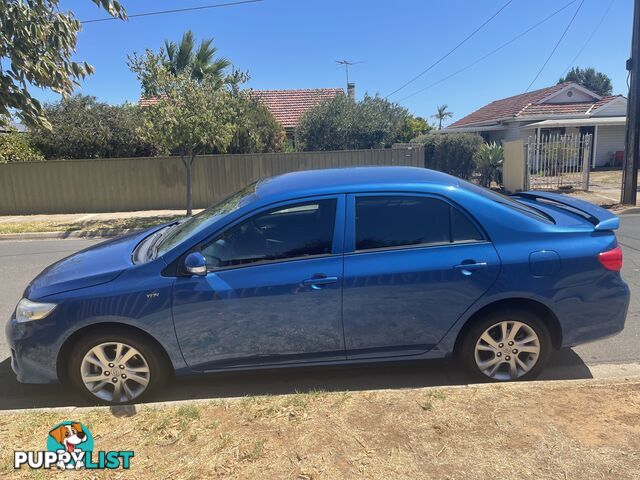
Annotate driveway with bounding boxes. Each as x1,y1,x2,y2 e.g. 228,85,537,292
1,215,639,410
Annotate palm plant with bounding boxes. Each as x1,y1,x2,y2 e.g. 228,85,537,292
432,104,453,130
474,142,504,187
164,30,231,84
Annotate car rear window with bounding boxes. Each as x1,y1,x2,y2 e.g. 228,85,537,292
458,180,553,223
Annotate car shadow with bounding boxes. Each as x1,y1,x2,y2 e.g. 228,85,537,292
0,348,592,411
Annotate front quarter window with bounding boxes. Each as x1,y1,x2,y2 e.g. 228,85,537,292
154,182,258,258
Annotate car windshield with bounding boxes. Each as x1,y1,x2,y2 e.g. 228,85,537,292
458,179,553,223
153,182,259,258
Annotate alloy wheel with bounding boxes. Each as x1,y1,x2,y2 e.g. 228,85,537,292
473,320,541,380
80,342,151,403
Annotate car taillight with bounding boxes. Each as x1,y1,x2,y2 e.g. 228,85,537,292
598,246,623,271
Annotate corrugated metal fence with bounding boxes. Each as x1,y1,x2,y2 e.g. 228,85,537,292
0,146,424,215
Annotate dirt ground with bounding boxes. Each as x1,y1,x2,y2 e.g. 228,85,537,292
1,378,639,479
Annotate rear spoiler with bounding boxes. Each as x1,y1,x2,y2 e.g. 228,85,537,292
512,191,620,231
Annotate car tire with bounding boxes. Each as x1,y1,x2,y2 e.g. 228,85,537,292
459,308,552,382
67,329,168,405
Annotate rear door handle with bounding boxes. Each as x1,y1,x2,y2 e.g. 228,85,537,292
453,262,488,275
302,276,339,289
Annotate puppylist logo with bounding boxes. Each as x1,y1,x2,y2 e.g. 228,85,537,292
14,421,134,471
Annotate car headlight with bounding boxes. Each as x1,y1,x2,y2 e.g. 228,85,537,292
15,298,57,324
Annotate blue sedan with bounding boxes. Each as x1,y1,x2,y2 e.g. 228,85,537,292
6,167,629,404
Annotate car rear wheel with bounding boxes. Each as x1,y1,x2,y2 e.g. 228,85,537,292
459,308,552,382
68,330,167,405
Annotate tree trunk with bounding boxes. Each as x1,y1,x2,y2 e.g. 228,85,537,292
182,152,195,216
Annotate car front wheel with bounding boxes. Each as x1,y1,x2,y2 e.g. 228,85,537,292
460,308,552,382
68,330,167,405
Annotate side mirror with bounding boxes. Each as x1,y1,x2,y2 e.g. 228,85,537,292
183,252,207,276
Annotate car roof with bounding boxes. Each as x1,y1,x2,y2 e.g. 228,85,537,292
254,166,460,200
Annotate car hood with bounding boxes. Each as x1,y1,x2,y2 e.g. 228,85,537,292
25,229,155,300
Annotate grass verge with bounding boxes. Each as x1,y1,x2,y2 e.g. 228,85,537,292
1,379,639,479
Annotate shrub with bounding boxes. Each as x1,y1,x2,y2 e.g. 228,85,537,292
412,133,483,179
474,142,504,187
0,131,44,163
31,95,162,159
228,95,285,154
295,94,413,151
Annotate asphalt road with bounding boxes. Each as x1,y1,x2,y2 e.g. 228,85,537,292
0,215,638,409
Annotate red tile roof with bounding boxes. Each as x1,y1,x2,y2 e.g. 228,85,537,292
251,88,344,128
138,88,344,129
448,83,621,129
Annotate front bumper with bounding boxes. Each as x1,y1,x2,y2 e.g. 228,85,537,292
5,316,60,384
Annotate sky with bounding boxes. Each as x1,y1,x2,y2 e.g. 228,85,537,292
34,0,634,126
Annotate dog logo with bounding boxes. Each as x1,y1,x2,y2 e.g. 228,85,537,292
47,422,92,469
14,420,133,470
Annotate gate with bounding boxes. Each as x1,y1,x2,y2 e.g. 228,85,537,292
525,134,591,190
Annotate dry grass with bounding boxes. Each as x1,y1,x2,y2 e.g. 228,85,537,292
1,379,640,479
0,215,183,235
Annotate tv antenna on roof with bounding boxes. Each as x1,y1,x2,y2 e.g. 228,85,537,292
336,59,364,85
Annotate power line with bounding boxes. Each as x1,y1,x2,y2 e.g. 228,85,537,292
525,0,585,92
561,0,616,76
81,0,264,24
396,0,579,103
384,0,514,99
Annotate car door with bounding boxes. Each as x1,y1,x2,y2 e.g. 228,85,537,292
172,195,346,371
342,193,500,359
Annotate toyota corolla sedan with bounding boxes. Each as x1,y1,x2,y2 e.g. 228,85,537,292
6,167,629,404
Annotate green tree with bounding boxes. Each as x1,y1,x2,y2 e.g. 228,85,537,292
139,70,236,215
0,131,44,163
128,31,231,97
30,95,159,159
399,115,432,142
228,94,285,154
432,104,453,130
295,94,412,151
0,0,126,129
558,67,613,96
164,30,230,83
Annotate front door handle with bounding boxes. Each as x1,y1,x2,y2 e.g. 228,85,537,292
453,262,488,276
302,275,339,289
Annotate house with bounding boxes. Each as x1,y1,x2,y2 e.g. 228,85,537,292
251,87,345,143
443,82,627,168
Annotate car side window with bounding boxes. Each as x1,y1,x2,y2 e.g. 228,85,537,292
202,199,337,270
355,196,483,251
451,206,484,242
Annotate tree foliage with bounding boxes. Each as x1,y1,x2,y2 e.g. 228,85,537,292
412,133,483,179
0,131,44,163
558,67,613,96
295,94,415,151
228,94,285,154
30,95,160,159
164,30,230,83
0,0,126,129
432,104,453,130
128,30,232,98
